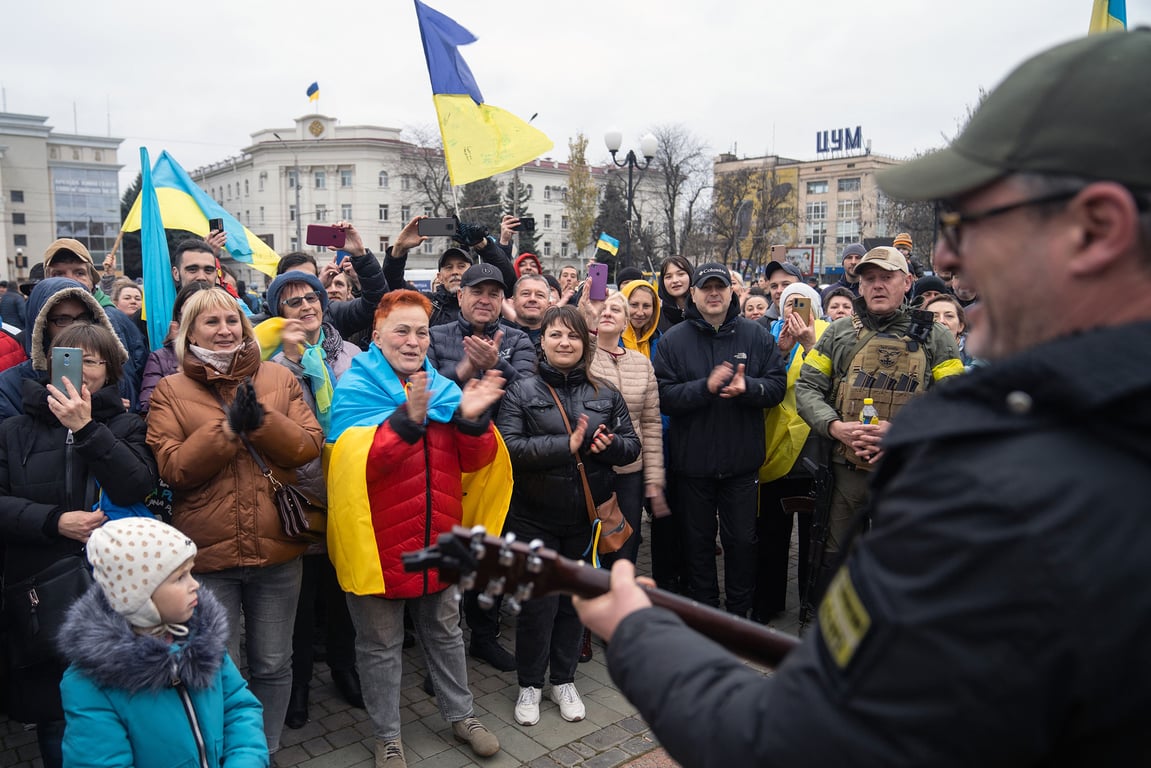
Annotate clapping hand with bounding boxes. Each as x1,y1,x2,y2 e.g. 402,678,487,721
406,371,430,424
458,370,506,421
226,379,265,435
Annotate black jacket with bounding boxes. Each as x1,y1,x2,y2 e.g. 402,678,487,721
653,300,786,477
608,321,1151,768
325,249,388,340
428,315,537,387
495,362,640,529
0,380,156,723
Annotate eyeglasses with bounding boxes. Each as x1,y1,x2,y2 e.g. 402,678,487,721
81,358,107,369
281,291,322,309
47,312,95,328
937,190,1080,254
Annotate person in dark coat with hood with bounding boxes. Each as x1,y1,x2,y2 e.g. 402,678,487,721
656,256,693,332
0,322,156,768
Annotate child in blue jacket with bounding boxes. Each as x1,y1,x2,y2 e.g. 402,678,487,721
58,517,268,768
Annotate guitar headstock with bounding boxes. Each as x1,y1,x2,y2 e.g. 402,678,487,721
402,525,592,614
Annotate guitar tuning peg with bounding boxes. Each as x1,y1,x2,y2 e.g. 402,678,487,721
498,538,516,568
503,532,517,544
470,525,488,536
514,583,534,603
505,596,522,615
485,576,506,597
460,570,477,592
477,592,494,610
527,538,545,574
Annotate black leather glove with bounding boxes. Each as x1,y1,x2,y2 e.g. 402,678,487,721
227,379,265,434
452,221,489,248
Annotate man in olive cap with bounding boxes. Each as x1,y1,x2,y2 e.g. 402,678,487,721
574,29,1151,767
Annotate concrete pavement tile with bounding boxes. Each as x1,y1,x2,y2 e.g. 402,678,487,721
545,745,583,766
483,723,549,763
617,716,648,734
582,696,633,727
527,715,600,750
584,687,638,719
581,723,630,750
410,697,441,717
407,746,475,768
272,744,308,766
319,709,357,730
569,741,597,759
620,734,659,756
294,742,373,768
326,725,368,749
472,673,511,694
301,735,334,757
581,747,630,768
527,757,565,768
401,719,453,760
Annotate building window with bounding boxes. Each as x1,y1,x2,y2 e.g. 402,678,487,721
807,180,829,195
422,240,434,254
544,187,552,201
401,205,411,221
379,236,390,251
244,179,250,196
561,241,569,258
423,206,432,218
838,177,862,193
94,151,102,162
316,205,328,222
561,188,568,202
401,175,411,191
543,241,552,257
544,214,552,229
14,234,27,247
379,204,389,221
836,220,861,245
227,184,232,199
340,169,353,188
314,171,326,189
837,199,859,220
9,191,23,203
72,149,81,160
341,204,353,220
525,184,533,199
259,172,267,192
378,171,389,188
244,210,250,225
803,222,826,246
259,206,265,225
806,201,827,220
288,170,298,188
289,205,297,222
12,213,25,226
561,216,569,230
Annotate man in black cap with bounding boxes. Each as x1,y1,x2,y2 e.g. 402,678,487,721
575,29,1151,767
762,259,803,322
652,263,785,617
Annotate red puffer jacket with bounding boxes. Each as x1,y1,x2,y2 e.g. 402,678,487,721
365,405,496,598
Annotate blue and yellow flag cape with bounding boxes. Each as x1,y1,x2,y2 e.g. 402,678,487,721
413,0,553,187
325,345,512,595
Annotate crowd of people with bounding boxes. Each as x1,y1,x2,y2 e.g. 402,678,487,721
4,30,1149,768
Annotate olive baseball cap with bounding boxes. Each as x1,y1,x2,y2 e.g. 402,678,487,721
856,247,909,274
879,28,1151,201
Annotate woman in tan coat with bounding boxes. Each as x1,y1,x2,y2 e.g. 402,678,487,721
146,287,322,754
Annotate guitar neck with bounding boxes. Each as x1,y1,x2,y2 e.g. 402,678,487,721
554,558,799,669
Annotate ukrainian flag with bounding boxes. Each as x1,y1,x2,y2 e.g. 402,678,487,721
596,233,620,256
121,150,280,278
414,0,552,187
138,147,175,353
1088,0,1126,33
306,82,320,102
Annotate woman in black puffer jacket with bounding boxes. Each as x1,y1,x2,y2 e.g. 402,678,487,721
0,323,156,768
494,305,639,728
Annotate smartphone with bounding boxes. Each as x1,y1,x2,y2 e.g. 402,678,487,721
516,217,536,233
791,296,812,324
208,217,224,233
417,217,458,237
334,249,351,265
51,347,83,394
770,245,787,262
305,224,347,249
588,263,609,302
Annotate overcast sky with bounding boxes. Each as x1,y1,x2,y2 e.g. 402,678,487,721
3,0,1147,193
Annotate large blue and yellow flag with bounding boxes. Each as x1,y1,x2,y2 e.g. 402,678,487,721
138,147,175,353
121,150,280,278
1089,0,1126,33
306,82,320,102
413,0,553,187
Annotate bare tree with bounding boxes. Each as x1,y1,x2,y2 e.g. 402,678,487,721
399,125,452,217
647,124,711,259
711,162,795,273
565,133,597,256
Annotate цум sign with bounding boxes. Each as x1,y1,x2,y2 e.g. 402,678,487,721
816,127,863,154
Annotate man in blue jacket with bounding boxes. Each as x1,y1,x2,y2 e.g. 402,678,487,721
653,263,785,617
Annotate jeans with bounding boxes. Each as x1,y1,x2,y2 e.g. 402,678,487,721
199,557,302,752
505,516,589,689
676,471,759,616
601,470,644,566
347,588,474,741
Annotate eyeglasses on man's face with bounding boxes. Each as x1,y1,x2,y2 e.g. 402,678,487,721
281,291,322,309
47,312,95,328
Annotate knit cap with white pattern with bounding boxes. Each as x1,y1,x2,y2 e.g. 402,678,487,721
87,517,197,630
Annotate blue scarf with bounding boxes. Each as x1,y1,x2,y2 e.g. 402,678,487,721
328,343,460,443
301,328,335,435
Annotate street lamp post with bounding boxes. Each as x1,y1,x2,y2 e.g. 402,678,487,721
604,131,657,270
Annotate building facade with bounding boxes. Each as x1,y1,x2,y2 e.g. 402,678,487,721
191,114,624,283
0,112,122,282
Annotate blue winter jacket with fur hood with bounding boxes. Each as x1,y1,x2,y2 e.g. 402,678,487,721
58,585,268,768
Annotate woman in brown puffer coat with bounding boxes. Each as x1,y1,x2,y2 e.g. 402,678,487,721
146,287,322,754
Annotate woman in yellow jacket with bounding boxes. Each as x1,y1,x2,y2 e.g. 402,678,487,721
754,282,829,623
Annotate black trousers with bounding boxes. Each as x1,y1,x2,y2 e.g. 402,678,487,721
754,476,813,619
505,516,590,689
291,553,356,685
676,471,759,617
600,470,645,567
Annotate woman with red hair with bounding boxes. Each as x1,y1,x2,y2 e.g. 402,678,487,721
325,290,511,767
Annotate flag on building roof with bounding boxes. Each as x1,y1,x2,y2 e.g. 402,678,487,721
306,82,320,102
413,0,553,187
1088,0,1126,33
596,233,620,256
121,150,280,281
138,147,175,352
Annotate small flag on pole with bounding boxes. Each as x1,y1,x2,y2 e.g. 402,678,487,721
1088,0,1126,33
596,233,620,256
306,82,320,102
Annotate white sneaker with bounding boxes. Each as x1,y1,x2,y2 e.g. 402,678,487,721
549,682,585,722
514,686,542,726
